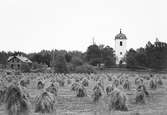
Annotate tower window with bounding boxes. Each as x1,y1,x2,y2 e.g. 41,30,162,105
120,52,122,55
120,41,123,46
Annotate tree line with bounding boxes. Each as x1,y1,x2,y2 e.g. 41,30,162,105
125,39,167,70
0,39,167,73
0,44,115,73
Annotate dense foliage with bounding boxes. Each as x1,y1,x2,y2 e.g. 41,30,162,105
125,39,167,70
0,39,167,72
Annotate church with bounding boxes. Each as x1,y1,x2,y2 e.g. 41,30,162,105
115,29,127,65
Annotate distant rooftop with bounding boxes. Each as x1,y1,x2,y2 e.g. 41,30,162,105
8,55,32,63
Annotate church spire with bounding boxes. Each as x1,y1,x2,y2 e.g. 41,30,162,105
92,36,95,45
120,28,122,34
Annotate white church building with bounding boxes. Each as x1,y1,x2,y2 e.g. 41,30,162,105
115,29,127,65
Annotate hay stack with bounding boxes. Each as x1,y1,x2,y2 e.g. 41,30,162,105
46,83,58,96
156,76,163,86
92,85,102,103
67,79,72,85
108,88,128,111
97,81,104,91
135,85,149,104
35,91,55,114
57,79,65,87
5,85,29,115
123,79,130,90
71,82,80,92
119,78,124,85
37,81,45,90
82,79,89,87
106,85,114,96
149,79,157,89
135,78,143,86
113,79,119,88
20,79,30,88
0,86,7,104
76,85,87,97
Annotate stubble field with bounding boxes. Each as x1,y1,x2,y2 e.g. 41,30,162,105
0,70,167,115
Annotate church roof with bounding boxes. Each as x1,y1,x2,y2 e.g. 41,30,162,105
115,29,127,40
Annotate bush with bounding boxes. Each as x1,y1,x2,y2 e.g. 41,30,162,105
21,64,31,73
71,56,83,66
53,54,68,73
75,64,97,73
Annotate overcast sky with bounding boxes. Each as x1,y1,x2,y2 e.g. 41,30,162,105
0,0,166,53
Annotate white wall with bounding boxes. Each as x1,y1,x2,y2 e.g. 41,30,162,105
115,39,127,64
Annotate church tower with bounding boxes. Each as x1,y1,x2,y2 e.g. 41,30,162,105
115,29,127,65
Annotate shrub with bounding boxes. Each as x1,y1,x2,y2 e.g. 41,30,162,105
21,64,31,73
75,64,97,74
53,54,68,73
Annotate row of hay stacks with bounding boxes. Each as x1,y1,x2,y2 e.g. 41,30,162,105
0,71,165,115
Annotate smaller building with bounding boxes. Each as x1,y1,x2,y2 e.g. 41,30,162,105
8,55,32,71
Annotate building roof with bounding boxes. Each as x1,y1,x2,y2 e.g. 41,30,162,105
115,29,127,40
8,55,32,63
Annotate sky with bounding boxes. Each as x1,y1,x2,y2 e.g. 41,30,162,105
0,0,167,53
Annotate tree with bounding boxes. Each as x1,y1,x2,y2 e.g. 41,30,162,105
71,56,83,67
0,51,8,67
52,54,68,73
125,40,167,70
101,46,116,67
125,48,138,68
86,44,102,66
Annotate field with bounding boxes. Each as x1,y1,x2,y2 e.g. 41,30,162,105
0,70,167,115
